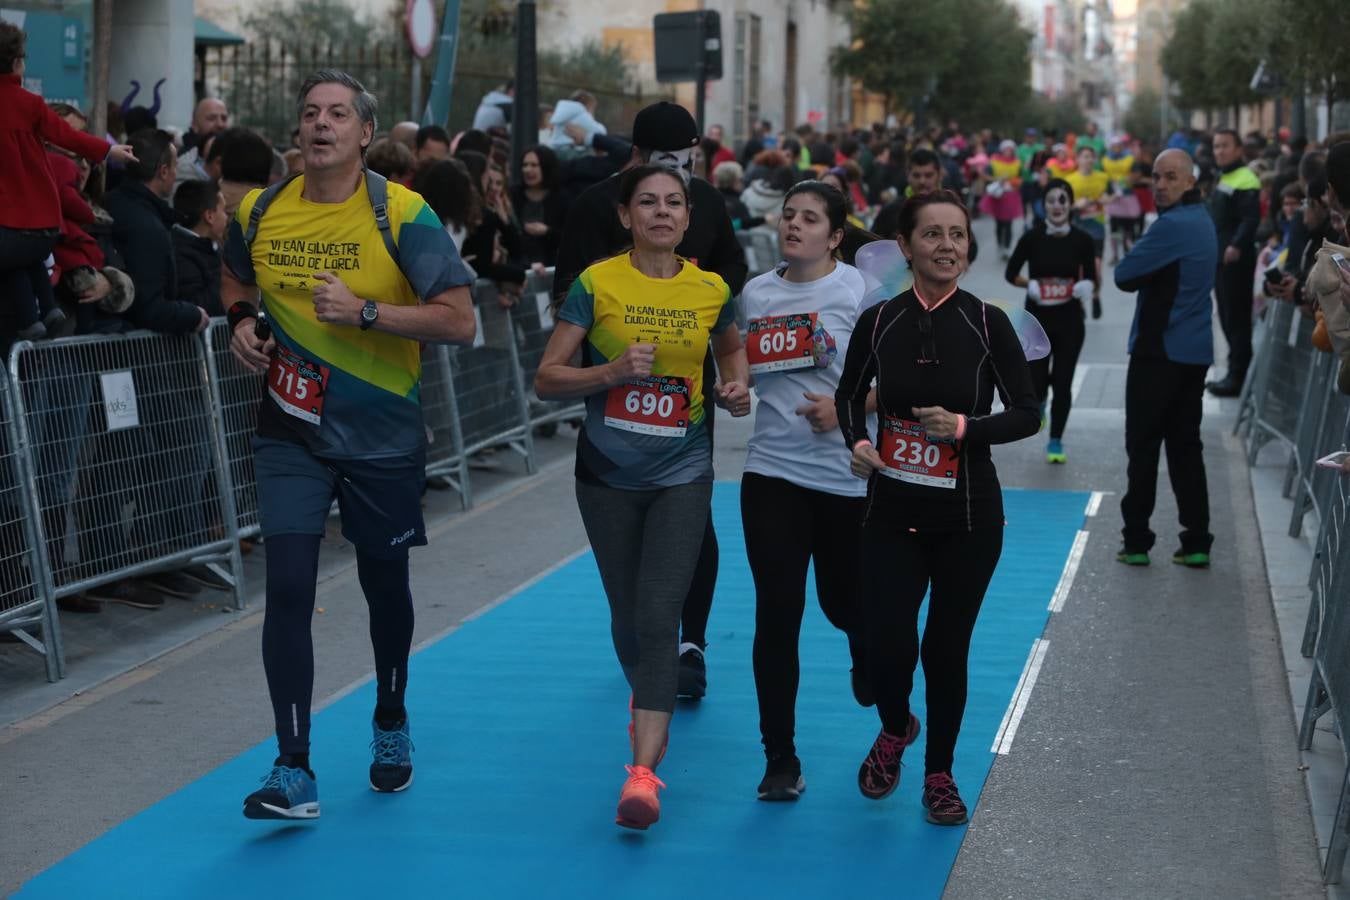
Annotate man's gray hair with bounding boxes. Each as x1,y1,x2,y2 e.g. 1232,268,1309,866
296,69,378,132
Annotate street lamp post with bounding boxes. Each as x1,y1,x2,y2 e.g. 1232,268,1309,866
511,0,538,173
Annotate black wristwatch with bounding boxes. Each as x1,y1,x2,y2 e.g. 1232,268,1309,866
360,300,378,330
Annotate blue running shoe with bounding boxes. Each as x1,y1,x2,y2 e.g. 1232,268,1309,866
370,716,415,793
243,761,319,820
1046,438,1066,464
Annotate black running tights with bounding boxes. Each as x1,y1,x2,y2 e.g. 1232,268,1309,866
996,219,1014,250
679,517,718,648
742,474,866,756
863,522,1003,775
1027,301,1086,439
262,533,415,755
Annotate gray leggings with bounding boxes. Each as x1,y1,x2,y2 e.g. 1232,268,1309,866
575,478,713,713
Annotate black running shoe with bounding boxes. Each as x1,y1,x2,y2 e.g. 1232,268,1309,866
858,713,920,800
369,716,415,793
677,642,706,700
757,753,805,802
243,760,319,820
922,772,969,825
1091,294,1102,320
850,666,875,708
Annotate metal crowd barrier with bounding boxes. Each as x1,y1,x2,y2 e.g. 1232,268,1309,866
453,278,537,475
421,343,472,508
737,228,780,278
3,333,247,682
518,267,584,432
1241,297,1350,883
0,373,61,680
1244,301,1318,466
202,319,264,538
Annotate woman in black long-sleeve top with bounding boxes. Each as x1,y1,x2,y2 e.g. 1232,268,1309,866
834,190,1039,826
1003,177,1099,463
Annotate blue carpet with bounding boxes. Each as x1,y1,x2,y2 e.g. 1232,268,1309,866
20,484,1088,899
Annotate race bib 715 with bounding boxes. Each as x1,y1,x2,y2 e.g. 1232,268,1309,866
267,346,329,425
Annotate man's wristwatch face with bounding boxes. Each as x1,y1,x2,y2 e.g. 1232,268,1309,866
361,301,378,329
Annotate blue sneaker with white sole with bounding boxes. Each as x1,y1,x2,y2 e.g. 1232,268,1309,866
370,716,415,792
243,761,319,820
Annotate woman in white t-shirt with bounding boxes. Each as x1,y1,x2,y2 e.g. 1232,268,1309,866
740,181,873,802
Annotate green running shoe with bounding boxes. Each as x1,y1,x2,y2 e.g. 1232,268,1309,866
1172,550,1210,568
1046,438,1066,464
1116,548,1150,566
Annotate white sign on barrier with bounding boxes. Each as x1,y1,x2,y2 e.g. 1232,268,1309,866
1289,308,1302,348
472,306,485,349
536,291,554,329
100,370,139,431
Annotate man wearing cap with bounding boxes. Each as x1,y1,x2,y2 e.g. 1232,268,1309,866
554,101,747,702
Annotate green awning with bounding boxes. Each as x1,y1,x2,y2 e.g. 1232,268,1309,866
195,16,245,47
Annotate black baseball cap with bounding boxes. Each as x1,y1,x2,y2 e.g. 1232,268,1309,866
632,101,700,152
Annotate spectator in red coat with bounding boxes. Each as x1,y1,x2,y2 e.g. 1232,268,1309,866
0,22,135,351
46,147,134,334
705,124,737,170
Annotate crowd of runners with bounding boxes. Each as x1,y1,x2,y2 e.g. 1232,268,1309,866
188,61,1350,835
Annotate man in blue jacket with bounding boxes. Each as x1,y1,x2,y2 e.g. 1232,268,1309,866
1113,149,1218,568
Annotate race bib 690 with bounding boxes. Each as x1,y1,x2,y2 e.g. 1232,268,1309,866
604,375,691,437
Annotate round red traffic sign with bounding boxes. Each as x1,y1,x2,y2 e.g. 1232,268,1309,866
406,0,437,59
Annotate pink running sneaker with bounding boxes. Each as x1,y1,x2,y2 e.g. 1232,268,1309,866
922,772,969,825
857,713,921,800
615,765,666,830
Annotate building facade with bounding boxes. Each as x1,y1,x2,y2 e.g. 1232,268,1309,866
537,0,853,142
1012,0,1118,132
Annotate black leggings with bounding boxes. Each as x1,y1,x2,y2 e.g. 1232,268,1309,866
680,518,718,647
1027,301,1086,439
262,533,415,756
680,353,720,649
996,220,1014,250
742,474,866,756
863,522,1003,775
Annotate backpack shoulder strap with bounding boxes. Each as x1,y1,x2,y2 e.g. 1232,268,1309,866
242,172,301,253
364,169,400,266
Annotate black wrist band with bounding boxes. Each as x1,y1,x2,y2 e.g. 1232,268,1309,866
227,301,257,331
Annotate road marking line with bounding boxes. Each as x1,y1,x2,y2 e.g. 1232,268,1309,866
1071,364,1089,401
1085,490,1106,516
992,638,1050,755
1048,529,1090,612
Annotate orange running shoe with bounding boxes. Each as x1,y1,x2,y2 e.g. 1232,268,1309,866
616,765,666,830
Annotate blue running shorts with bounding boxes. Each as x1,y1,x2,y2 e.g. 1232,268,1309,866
253,437,427,559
